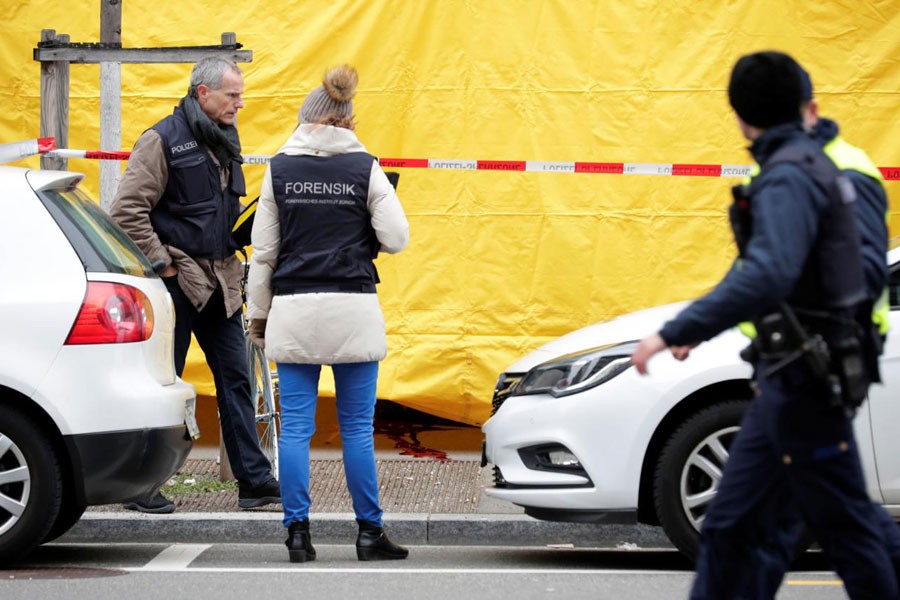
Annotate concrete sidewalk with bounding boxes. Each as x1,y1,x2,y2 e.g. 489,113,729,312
62,448,672,549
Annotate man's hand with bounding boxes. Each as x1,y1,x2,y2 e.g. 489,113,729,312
160,264,178,278
631,334,700,375
631,334,667,375
670,343,698,361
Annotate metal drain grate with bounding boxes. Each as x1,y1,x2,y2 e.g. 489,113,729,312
88,458,483,514
314,459,482,514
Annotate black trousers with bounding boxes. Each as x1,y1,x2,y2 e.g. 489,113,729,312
164,276,272,489
690,361,900,599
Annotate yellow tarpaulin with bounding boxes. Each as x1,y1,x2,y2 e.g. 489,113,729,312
3,1,898,425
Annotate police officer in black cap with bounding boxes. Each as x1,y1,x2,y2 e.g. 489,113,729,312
631,50,899,599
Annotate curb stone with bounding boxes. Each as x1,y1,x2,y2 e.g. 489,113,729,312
62,512,674,549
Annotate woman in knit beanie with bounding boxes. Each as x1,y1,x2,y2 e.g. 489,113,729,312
297,64,358,127
248,65,411,563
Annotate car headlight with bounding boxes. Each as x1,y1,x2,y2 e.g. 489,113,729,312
510,341,637,398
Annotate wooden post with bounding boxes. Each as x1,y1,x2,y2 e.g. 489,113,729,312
99,0,122,211
219,30,239,483
39,30,69,171
219,424,235,482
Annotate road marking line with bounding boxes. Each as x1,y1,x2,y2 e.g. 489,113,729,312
785,579,843,586
122,566,709,575
142,544,211,571
124,565,844,584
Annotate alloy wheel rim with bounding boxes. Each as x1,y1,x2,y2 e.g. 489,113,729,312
0,433,31,536
679,425,739,531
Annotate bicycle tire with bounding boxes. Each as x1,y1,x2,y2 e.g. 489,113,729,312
248,340,280,480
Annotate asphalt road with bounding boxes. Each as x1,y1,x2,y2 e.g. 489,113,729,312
1,542,849,600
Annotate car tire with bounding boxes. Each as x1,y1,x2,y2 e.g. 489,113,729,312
0,407,64,564
653,400,749,562
42,501,86,544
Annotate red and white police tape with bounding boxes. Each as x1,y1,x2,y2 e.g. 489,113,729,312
5,138,899,180
0,138,57,164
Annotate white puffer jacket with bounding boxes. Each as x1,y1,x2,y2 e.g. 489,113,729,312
247,124,409,364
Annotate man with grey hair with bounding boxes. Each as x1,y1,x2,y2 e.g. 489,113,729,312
111,56,280,513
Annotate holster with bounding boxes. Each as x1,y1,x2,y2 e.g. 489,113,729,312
748,306,869,411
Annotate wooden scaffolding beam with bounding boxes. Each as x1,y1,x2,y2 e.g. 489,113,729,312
33,1,252,208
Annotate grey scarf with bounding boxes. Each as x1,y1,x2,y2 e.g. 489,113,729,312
179,95,242,166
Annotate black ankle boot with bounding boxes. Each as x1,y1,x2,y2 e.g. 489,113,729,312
285,519,316,563
355,519,409,561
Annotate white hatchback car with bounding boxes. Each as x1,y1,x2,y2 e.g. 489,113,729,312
483,242,900,560
0,165,197,563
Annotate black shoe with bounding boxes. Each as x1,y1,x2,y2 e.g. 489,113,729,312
356,520,409,561
124,491,176,514
285,519,316,563
238,478,281,508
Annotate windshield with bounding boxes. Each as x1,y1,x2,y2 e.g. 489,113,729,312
38,187,155,277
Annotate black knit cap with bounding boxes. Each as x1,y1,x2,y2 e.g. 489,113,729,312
797,64,813,101
728,51,804,128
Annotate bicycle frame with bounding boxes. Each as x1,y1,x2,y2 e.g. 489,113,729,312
239,249,280,480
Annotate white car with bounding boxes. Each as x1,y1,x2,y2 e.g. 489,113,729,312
0,165,197,563
482,242,900,560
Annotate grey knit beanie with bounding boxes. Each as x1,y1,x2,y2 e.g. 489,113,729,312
298,65,358,124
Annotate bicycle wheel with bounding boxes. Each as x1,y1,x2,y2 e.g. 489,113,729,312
248,341,279,480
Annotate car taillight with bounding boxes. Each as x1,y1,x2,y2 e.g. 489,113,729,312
65,282,154,344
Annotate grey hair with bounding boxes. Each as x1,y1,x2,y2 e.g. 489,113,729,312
188,57,242,98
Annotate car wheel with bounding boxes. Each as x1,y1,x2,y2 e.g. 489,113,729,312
42,501,86,544
653,400,749,561
0,408,64,563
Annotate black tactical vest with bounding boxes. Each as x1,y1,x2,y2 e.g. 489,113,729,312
730,143,867,312
270,152,380,294
149,107,245,259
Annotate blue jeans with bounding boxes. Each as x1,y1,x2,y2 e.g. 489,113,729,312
165,278,273,489
690,361,900,599
277,361,383,528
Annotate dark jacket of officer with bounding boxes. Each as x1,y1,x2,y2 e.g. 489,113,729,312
659,122,866,347
149,106,245,260
110,106,247,316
